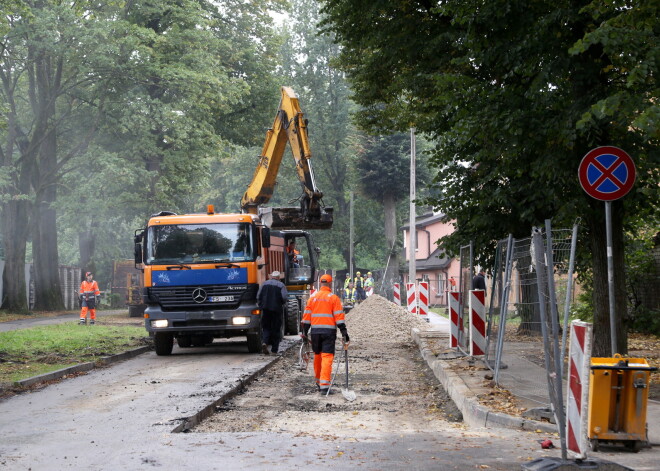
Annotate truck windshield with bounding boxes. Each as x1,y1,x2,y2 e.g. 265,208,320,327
145,223,254,264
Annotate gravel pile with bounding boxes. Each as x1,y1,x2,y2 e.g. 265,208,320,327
345,294,430,342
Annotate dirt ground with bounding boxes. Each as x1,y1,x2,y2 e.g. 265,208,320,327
195,295,464,436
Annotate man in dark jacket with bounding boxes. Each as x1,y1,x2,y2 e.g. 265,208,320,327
473,269,487,295
257,271,288,354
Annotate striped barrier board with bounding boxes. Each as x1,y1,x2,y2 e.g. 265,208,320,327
366,286,374,297
469,290,486,356
418,282,429,321
567,320,592,460
393,283,401,305
406,283,417,314
448,291,460,348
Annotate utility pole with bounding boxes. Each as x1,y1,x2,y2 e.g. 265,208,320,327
349,191,354,280
409,128,416,284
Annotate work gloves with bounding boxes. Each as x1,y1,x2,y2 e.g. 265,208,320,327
340,327,349,343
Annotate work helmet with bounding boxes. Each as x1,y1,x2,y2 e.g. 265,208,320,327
320,274,332,283
356,271,361,275
85,272,93,277
367,272,372,276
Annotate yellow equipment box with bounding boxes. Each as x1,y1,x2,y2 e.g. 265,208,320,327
588,354,657,452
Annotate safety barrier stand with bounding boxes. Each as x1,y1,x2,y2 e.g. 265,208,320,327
406,283,417,314
418,282,429,322
448,291,460,348
567,320,592,460
393,283,401,305
469,289,486,356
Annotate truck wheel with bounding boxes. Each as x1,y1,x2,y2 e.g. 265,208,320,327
154,332,174,356
285,298,300,335
246,322,263,353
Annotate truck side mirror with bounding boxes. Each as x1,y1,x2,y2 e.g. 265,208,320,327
261,227,271,248
134,230,144,266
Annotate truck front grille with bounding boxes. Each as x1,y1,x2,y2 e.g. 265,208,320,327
148,284,257,311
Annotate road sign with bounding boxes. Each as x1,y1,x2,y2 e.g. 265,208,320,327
578,146,635,201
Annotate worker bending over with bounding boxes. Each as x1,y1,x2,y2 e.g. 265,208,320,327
302,274,350,395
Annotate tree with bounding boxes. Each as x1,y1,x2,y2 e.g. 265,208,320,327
357,133,430,288
319,0,659,355
278,0,360,270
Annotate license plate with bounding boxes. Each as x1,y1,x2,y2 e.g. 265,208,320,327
209,296,234,302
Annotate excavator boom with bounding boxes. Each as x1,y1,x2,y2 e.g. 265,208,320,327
241,87,333,230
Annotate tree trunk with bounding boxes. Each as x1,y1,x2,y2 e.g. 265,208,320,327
30,52,64,311
382,193,400,298
0,199,31,311
589,198,628,356
79,229,96,276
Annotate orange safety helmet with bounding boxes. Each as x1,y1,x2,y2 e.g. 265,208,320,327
320,274,332,283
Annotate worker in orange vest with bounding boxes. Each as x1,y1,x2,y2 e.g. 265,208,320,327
301,274,350,395
79,272,101,325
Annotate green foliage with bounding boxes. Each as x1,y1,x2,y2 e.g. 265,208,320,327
319,0,659,272
625,221,660,335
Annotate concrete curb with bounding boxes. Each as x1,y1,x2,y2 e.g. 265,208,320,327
412,328,556,433
13,346,152,388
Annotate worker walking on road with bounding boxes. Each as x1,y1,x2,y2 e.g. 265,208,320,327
302,274,350,395
257,271,288,354
79,272,100,325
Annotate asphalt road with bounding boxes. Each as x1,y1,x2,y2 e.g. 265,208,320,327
0,311,649,470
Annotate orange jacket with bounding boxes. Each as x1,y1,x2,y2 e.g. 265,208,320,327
302,286,345,333
79,280,100,300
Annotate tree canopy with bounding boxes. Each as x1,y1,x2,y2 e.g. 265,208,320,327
319,0,659,354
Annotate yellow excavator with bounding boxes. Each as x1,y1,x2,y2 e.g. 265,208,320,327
241,86,333,230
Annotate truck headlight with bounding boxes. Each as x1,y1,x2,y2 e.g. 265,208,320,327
151,319,169,328
232,316,250,325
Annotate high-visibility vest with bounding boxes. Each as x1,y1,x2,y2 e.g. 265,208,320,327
344,288,356,302
79,280,100,301
354,276,364,289
302,286,345,334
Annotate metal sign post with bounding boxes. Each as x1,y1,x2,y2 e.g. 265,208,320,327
578,146,635,355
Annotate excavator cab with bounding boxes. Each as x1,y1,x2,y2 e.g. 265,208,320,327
279,230,318,289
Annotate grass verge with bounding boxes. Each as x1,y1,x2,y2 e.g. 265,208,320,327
0,318,148,384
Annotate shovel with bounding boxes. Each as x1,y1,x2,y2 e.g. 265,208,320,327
340,340,356,402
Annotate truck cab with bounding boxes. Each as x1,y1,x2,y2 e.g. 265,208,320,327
134,209,318,355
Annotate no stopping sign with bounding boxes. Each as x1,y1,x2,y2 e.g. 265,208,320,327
578,146,636,201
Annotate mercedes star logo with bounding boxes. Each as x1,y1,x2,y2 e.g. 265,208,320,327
192,287,207,303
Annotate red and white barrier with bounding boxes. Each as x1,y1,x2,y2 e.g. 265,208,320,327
469,290,486,356
406,283,417,314
310,288,316,297
448,291,460,348
366,286,374,297
393,283,401,305
418,282,429,321
567,320,592,460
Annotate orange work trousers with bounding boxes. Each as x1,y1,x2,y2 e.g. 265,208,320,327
314,352,334,389
80,306,96,321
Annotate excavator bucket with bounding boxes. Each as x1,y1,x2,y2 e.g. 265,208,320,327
259,206,333,230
